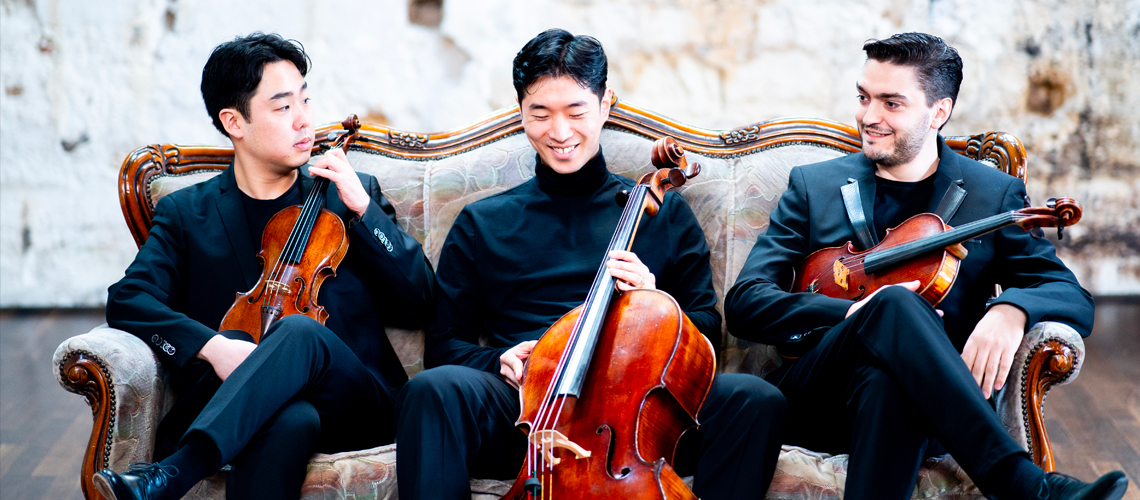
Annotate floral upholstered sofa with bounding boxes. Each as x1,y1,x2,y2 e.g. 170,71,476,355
55,98,1085,499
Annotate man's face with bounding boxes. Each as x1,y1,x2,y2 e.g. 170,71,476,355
227,60,314,172
855,59,939,168
519,75,612,174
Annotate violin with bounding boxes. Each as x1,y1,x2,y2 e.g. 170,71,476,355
219,115,361,342
501,137,716,500
792,197,1083,305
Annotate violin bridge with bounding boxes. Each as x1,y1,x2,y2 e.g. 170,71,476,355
833,259,850,291
530,430,591,467
265,280,294,295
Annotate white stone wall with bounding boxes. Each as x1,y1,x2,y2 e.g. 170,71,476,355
1,0,1137,306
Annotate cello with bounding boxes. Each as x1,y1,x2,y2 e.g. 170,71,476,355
501,137,716,500
792,197,1083,305
219,115,361,342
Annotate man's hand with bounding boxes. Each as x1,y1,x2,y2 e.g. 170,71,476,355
606,250,656,291
196,334,256,382
500,340,538,390
961,304,1027,399
308,149,370,218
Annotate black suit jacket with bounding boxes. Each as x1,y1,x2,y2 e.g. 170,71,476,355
107,163,434,401
725,137,1093,355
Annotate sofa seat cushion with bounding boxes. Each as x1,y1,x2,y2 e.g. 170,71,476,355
285,444,979,500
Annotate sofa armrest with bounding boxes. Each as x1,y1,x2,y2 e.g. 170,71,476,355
53,325,168,500
993,321,1084,472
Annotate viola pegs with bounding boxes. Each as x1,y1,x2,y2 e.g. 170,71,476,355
1046,198,1057,209
615,189,630,207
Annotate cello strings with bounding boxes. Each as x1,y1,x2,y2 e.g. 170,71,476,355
532,183,648,476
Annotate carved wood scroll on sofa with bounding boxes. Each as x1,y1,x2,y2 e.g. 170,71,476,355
57,97,1079,500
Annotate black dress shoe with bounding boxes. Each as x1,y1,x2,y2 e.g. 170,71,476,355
1040,471,1129,500
92,463,178,500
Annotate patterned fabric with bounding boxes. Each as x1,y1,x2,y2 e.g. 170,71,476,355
56,127,1087,499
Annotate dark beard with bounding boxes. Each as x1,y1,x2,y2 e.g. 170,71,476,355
860,116,929,167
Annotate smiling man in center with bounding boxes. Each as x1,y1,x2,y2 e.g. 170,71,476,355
393,28,788,500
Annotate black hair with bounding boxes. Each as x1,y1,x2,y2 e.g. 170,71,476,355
863,32,963,115
200,32,310,136
512,29,607,104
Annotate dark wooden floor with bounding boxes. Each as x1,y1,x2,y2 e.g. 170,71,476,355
1,300,1137,499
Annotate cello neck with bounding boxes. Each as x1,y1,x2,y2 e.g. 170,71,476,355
552,183,652,399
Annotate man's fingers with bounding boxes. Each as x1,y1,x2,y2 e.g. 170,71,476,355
969,347,989,388
994,345,1016,392
982,352,1001,398
960,341,977,368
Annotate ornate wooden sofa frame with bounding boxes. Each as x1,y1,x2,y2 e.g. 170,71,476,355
56,97,1084,499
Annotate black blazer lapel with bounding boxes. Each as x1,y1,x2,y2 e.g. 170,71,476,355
928,136,968,223
215,166,260,289
854,156,879,246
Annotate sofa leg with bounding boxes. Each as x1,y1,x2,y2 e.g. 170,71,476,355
59,350,117,500
1022,339,1078,472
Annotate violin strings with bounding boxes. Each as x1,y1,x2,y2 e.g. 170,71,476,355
261,173,328,320
799,212,1027,291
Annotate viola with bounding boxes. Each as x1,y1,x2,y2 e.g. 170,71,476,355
500,137,716,500
219,115,361,342
792,197,1082,305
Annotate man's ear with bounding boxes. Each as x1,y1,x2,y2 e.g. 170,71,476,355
930,97,953,130
599,88,614,118
219,108,245,140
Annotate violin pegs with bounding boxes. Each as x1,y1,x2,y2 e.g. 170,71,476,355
1046,197,1057,209
615,190,630,207
686,162,701,179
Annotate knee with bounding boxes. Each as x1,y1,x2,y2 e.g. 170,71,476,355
710,373,787,417
264,315,333,345
866,285,927,310
398,365,475,408
256,400,322,453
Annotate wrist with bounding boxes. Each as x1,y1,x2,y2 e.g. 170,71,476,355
990,303,1029,331
195,334,227,362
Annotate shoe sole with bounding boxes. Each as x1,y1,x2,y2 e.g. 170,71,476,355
91,473,121,500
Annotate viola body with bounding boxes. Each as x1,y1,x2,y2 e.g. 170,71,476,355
501,289,716,500
793,213,959,306
219,205,348,342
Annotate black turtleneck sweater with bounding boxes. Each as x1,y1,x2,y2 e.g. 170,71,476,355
425,149,722,374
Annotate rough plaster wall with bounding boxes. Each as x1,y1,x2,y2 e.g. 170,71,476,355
1,0,1137,306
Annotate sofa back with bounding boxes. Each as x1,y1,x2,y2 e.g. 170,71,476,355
119,98,1028,376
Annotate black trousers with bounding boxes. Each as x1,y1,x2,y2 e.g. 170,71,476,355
177,315,396,500
765,286,1025,500
394,365,786,500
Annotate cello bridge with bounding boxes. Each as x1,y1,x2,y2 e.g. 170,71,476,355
530,429,591,467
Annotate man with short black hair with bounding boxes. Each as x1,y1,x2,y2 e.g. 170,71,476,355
94,32,434,500
394,28,787,500
725,32,1127,500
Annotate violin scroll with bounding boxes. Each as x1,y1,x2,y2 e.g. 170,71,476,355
1015,197,1082,239
320,114,362,153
